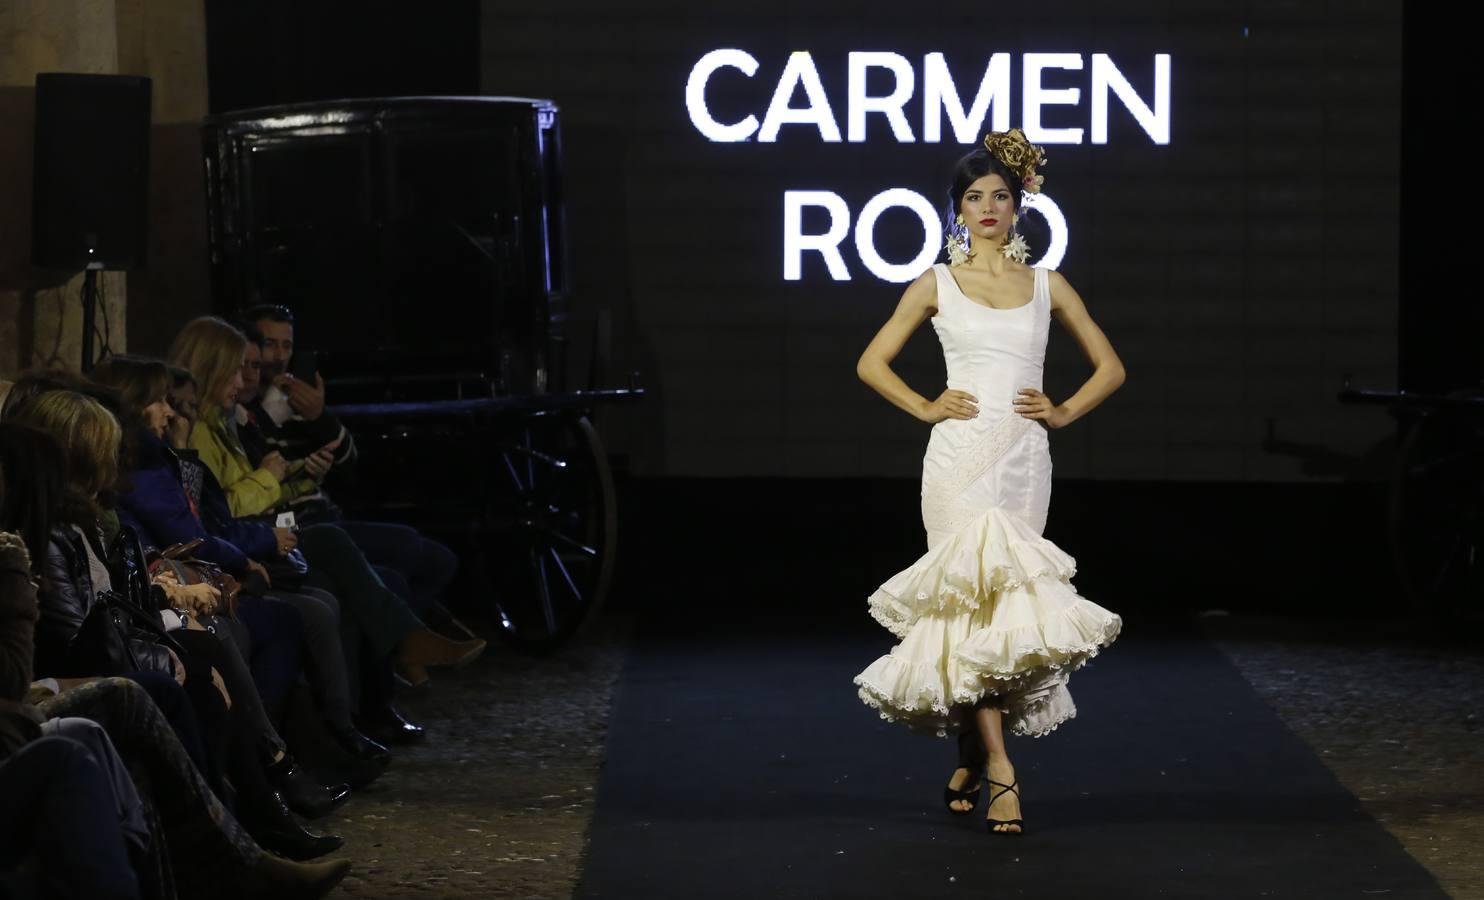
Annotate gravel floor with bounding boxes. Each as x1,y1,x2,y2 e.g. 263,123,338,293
1200,612,1484,900
319,615,632,899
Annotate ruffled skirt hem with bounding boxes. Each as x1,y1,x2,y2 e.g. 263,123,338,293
853,506,1122,738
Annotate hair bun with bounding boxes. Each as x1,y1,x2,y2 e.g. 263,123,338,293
982,129,1047,194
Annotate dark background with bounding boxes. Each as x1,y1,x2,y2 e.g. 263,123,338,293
207,1,1419,483
199,0,1478,617
476,1,1404,481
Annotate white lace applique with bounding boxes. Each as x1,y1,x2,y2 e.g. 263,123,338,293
921,414,1034,535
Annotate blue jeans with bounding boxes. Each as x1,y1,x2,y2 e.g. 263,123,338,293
0,736,142,900
337,520,457,617
234,594,306,723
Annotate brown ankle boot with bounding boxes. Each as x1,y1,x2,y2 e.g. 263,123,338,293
395,629,486,671
396,662,431,689
246,853,351,898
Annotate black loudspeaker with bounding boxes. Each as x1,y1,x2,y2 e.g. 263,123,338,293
30,73,152,271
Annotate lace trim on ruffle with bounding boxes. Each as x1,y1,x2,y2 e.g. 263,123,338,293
853,613,1119,738
952,611,1123,694
1007,685,1078,738
867,553,1078,638
854,677,1081,740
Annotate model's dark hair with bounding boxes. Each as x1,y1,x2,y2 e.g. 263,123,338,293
946,149,1023,221
939,149,1047,266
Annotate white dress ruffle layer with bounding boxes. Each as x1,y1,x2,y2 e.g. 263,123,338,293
853,505,1122,738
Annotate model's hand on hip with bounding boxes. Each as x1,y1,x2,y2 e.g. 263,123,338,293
1014,388,1069,429
921,389,978,423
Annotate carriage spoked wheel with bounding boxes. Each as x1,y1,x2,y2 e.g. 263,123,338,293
1386,390,1484,624
486,412,617,652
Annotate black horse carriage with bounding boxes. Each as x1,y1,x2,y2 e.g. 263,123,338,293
202,96,640,651
1338,383,1484,624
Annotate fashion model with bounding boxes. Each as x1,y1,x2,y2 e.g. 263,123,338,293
853,130,1126,836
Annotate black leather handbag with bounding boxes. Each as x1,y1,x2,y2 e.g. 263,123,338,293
67,587,141,675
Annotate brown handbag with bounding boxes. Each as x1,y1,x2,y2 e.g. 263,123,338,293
149,540,241,618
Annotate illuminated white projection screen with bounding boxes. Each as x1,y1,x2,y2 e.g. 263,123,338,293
483,3,1402,479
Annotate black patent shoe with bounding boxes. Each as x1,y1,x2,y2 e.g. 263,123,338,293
327,722,391,766
267,756,352,819
241,789,346,861
360,702,426,745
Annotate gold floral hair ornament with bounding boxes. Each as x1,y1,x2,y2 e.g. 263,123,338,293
983,128,1047,195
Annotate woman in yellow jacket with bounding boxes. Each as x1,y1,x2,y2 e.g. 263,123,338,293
191,399,284,519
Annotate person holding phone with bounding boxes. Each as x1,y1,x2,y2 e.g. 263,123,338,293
240,307,465,655
248,311,351,476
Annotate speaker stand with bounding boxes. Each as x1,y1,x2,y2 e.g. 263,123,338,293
81,264,102,372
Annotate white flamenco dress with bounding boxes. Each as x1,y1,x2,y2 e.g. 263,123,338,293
854,263,1123,739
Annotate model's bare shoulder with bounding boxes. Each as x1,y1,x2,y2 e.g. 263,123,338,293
1046,268,1085,313
900,266,939,315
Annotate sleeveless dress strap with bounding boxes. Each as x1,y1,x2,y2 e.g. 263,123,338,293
930,264,954,315
1031,266,1052,353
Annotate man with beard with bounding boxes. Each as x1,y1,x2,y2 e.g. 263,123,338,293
235,309,467,694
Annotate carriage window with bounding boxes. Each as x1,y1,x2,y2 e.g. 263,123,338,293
248,136,373,230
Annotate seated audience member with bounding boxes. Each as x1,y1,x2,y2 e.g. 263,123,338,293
2,419,219,788
241,305,462,627
1,521,144,899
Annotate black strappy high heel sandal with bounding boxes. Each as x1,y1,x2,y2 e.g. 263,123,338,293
942,731,984,816
985,777,1025,836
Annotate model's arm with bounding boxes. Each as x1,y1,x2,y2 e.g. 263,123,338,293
856,270,978,424
1046,271,1127,427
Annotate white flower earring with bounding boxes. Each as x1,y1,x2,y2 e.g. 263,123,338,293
1000,209,1030,263
945,214,970,266
1000,231,1030,264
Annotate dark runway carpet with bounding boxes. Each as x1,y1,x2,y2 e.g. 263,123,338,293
576,616,1449,899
